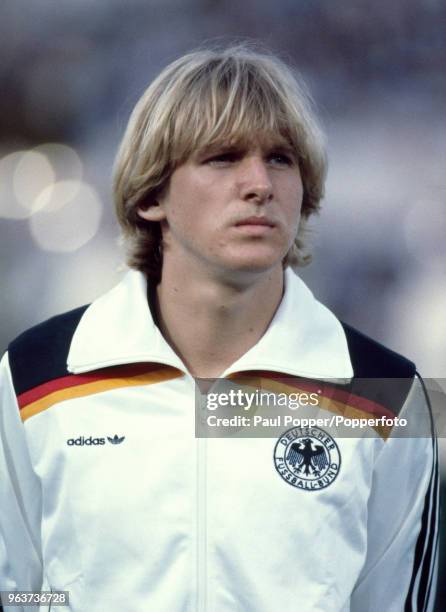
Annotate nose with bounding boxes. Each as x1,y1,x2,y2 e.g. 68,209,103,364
239,157,273,204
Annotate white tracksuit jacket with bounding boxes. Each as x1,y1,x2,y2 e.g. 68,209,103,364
0,269,439,611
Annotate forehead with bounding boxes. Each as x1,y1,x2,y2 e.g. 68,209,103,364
170,79,302,166
194,131,294,156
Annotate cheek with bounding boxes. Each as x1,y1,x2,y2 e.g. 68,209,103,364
162,189,211,246
284,182,304,219
165,176,212,220
162,188,196,226
294,176,304,207
165,205,196,240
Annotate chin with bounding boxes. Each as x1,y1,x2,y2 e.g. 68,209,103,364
220,249,285,275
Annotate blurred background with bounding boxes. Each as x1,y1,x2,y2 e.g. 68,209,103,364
0,0,445,607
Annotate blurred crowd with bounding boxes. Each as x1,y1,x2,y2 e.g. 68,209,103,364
0,1,445,606
1,0,444,371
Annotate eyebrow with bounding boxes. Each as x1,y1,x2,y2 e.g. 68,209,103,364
195,142,241,158
195,139,296,159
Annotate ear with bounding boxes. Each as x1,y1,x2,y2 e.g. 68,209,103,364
137,201,167,222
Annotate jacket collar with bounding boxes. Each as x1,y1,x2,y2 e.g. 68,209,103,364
67,269,353,380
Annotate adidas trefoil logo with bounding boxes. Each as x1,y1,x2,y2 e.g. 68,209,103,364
66,434,126,446
107,434,125,445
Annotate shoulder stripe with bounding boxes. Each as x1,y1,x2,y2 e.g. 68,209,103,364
18,364,182,422
341,322,416,417
8,305,90,396
404,375,439,611
229,372,397,439
408,439,439,612
417,439,439,611
341,322,416,379
423,442,439,610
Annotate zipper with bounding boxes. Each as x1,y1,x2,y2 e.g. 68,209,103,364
196,435,207,612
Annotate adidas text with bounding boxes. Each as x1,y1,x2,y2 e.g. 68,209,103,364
66,435,125,446
67,436,105,446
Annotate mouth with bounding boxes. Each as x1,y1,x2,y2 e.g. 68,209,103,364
233,216,276,237
234,216,275,228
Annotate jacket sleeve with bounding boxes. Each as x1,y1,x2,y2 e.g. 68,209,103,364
0,353,45,611
350,374,439,612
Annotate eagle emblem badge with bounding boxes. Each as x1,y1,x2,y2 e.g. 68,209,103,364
274,426,341,491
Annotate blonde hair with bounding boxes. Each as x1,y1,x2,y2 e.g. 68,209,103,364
113,44,327,279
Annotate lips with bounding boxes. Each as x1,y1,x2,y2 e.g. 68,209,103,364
235,216,275,227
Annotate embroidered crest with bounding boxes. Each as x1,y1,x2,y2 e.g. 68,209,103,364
274,426,341,491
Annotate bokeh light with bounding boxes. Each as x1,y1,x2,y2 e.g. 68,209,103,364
29,180,103,252
0,151,37,219
32,179,82,214
33,143,83,183
0,143,84,219
13,150,55,212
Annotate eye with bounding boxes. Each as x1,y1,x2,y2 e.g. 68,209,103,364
204,151,240,165
268,151,294,166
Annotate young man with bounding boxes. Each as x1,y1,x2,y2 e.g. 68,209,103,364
0,46,438,611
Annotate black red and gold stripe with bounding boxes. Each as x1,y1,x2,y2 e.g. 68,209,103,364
17,363,182,422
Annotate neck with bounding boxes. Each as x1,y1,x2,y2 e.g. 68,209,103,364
154,258,285,377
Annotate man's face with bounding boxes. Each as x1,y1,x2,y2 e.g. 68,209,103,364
140,135,304,281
